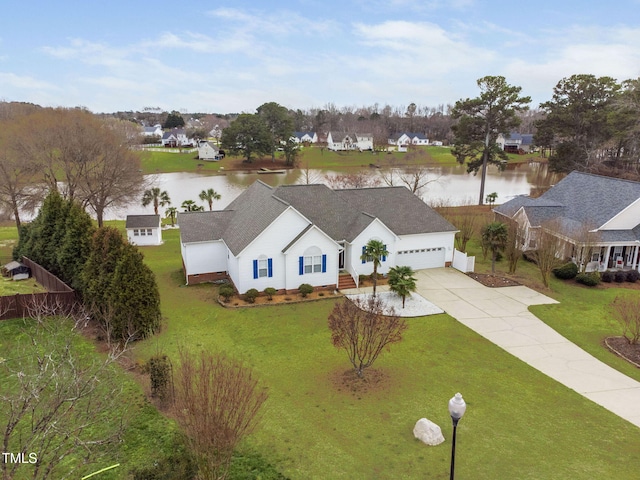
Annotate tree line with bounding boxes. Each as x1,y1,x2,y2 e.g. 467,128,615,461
0,105,145,227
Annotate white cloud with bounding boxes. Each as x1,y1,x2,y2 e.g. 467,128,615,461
0,72,56,90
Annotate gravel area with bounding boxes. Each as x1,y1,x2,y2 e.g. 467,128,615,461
345,291,444,317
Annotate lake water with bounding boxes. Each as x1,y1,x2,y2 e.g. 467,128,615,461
107,161,562,219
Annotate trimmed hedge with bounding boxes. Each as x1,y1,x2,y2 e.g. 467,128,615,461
552,262,579,280
244,288,259,303
601,271,613,283
614,271,627,283
575,272,600,287
299,283,314,298
626,270,640,283
219,284,235,302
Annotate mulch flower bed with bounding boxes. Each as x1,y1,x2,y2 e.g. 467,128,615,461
605,337,640,368
466,273,521,288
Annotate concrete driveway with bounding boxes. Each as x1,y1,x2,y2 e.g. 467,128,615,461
415,268,640,428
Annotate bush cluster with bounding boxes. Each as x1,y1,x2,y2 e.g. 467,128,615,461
575,272,600,287
552,262,579,280
601,270,640,283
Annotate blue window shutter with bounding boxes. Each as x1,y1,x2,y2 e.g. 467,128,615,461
322,254,327,273
299,256,304,275
253,259,258,279
382,244,387,262
268,258,273,277
362,246,366,264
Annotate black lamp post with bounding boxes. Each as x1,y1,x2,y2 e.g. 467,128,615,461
448,392,466,480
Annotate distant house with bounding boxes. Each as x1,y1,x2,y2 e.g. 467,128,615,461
161,128,192,147
143,124,163,137
496,132,534,153
126,215,162,246
327,132,373,151
291,132,318,144
494,171,640,272
388,132,429,146
197,141,223,161
178,180,457,292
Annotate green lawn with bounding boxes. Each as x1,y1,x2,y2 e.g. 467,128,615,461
139,146,543,175
0,317,183,480
140,149,223,174
133,229,640,479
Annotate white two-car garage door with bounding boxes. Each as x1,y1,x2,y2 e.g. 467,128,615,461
396,247,445,270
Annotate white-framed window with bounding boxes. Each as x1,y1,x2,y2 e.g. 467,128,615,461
258,258,268,278
304,255,322,273
133,229,139,236
146,229,153,235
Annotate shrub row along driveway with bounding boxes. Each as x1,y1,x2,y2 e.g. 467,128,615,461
415,268,640,428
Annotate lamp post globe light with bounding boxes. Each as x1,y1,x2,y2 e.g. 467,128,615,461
448,392,466,480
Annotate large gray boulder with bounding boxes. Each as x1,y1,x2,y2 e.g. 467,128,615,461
413,418,445,446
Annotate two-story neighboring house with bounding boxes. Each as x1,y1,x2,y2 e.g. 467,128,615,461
178,181,457,293
326,132,373,151
161,128,192,147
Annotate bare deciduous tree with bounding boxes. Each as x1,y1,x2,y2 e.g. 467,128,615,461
173,350,268,480
611,295,640,345
1,303,127,480
328,296,407,379
531,224,565,287
325,171,382,189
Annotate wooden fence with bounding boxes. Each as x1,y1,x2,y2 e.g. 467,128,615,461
0,257,76,320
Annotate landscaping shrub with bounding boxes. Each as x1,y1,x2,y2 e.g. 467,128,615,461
244,288,259,303
615,271,627,283
601,271,613,283
219,284,235,302
626,270,640,283
552,262,579,280
147,354,172,402
576,272,600,287
264,287,277,301
299,283,314,297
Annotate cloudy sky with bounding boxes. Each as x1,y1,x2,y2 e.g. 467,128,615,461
2,0,640,114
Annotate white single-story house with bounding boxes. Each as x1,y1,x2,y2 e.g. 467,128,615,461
178,180,457,293
126,215,162,246
388,132,429,146
327,132,373,152
161,128,192,147
197,141,223,161
291,132,318,144
143,124,163,137
494,171,640,272
496,132,534,153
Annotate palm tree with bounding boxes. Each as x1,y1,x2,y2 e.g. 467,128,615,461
181,199,204,212
360,239,389,297
388,266,417,308
481,221,509,274
142,187,171,215
198,188,221,211
165,206,177,226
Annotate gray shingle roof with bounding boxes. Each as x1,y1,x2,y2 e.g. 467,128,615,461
177,211,233,243
126,215,160,229
497,171,640,242
179,181,457,253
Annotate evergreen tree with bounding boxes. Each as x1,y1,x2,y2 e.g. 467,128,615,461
81,227,127,311
108,244,161,340
57,201,96,290
13,191,69,275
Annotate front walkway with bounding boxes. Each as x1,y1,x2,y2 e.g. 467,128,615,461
414,268,640,428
